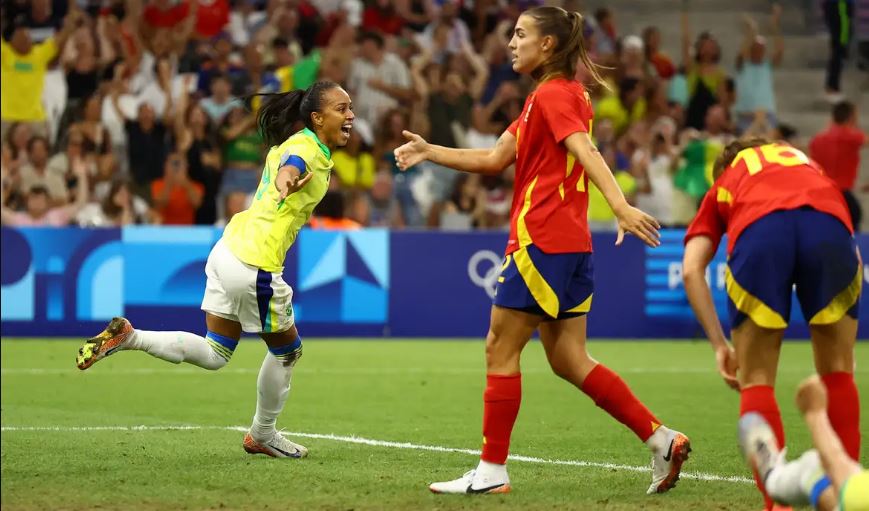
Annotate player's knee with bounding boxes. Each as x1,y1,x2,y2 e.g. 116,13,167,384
205,331,238,371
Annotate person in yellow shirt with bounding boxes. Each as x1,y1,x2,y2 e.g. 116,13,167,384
76,81,356,460
0,12,78,140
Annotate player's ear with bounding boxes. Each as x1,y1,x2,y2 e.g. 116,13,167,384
311,111,324,128
541,35,555,52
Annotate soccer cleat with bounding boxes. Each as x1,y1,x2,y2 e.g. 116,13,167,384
429,469,511,494
647,429,692,494
738,412,784,484
76,317,134,370
243,431,308,459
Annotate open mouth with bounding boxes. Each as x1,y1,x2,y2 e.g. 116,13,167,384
341,124,352,136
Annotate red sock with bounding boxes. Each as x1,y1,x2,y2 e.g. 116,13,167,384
821,372,861,461
740,385,785,511
481,373,522,464
580,364,661,442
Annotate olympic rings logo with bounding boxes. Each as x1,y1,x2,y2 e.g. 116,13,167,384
467,250,502,299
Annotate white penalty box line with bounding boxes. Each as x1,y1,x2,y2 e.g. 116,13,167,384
0,424,753,485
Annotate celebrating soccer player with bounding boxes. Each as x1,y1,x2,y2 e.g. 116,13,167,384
76,81,356,459
682,137,861,510
394,6,690,496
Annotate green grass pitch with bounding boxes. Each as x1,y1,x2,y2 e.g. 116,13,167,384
2,339,867,510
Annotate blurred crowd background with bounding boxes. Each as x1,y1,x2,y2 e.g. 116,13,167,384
1,0,866,232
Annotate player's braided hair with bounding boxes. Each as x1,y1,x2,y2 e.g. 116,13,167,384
523,6,608,89
712,136,775,179
245,81,340,147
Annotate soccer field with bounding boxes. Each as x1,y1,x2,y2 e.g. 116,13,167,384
2,339,867,510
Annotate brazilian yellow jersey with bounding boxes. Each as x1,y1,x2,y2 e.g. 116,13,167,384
222,128,333,272
842,470,869,511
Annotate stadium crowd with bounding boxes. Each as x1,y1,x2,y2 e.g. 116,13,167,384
0,0,865,230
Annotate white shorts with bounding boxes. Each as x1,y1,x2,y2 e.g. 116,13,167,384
201,239,295,334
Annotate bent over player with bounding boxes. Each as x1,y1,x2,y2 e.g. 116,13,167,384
682,137,861,510
395,6,690,496
76,81,356,459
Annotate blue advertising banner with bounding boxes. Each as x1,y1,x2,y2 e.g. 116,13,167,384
2,227,868,339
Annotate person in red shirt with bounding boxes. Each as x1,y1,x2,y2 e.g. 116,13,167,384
395,6,689,496
151,152,204,225
682,137,861,510
809,101,869,231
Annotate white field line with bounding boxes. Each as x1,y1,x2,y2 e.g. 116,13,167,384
0,366,841,376
0,424,753,485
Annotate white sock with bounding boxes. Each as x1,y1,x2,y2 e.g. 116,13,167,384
765,449,821,506
250,352,295,442
474,459,508,483
126,330,234,370
645,425,672,452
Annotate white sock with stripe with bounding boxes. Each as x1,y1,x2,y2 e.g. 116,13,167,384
126,330,237,370
251,337,302,442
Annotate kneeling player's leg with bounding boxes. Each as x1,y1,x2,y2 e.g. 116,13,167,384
77,313,240,370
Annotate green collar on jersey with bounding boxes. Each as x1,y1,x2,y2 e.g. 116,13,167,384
301,127,331,160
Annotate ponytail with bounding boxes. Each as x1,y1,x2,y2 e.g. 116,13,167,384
525,6,610,90
244,80,340,148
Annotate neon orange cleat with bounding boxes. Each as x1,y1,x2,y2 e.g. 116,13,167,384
76,317,134,370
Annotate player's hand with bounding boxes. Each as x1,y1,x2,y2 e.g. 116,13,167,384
795,375,828,416
276,168,313,200
394,130,430,171
615,205,661,247
715,344,739,391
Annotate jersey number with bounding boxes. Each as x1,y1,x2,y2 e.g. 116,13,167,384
732,143,810,175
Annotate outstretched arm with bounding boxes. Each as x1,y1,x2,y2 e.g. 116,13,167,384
683,235,739,390
563,132,661,247
394,129,516,176
795,376,863,491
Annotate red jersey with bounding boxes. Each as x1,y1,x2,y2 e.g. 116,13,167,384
809,124,866,191
505,78,593,255
685,142,852,254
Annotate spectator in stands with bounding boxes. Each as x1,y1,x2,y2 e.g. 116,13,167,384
417,0,471,57
439,173,486,229
19,136,67,206
3,122,33,173
151,151,204,225
107,63,173,191
200,73,238,124
643,26,675,80
332,119,376,190
591,7,617,61
810,101,868,231
1,11,77,141
218,105,262,198
59,18,115,134
348,30,414,126
1,165,89,227
77,178,151,227
71,93,116,181
733,5,783,134
214,190,250,227
366,170,402,227
363,0,406,35
596,77,646,135
633,117,677,227
309,190,362,229
229,0,268,47
822,0,854,103
617,35,652,83
681,12,726,131
375,107,422,226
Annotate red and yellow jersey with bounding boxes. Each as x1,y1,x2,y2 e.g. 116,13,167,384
685,142,852,254
506,78,593,255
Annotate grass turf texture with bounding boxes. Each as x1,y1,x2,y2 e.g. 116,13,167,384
2,339,867,511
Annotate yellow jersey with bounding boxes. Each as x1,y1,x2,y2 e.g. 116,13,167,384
222,128,333,272
842,470,869,511
0,38,57,121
